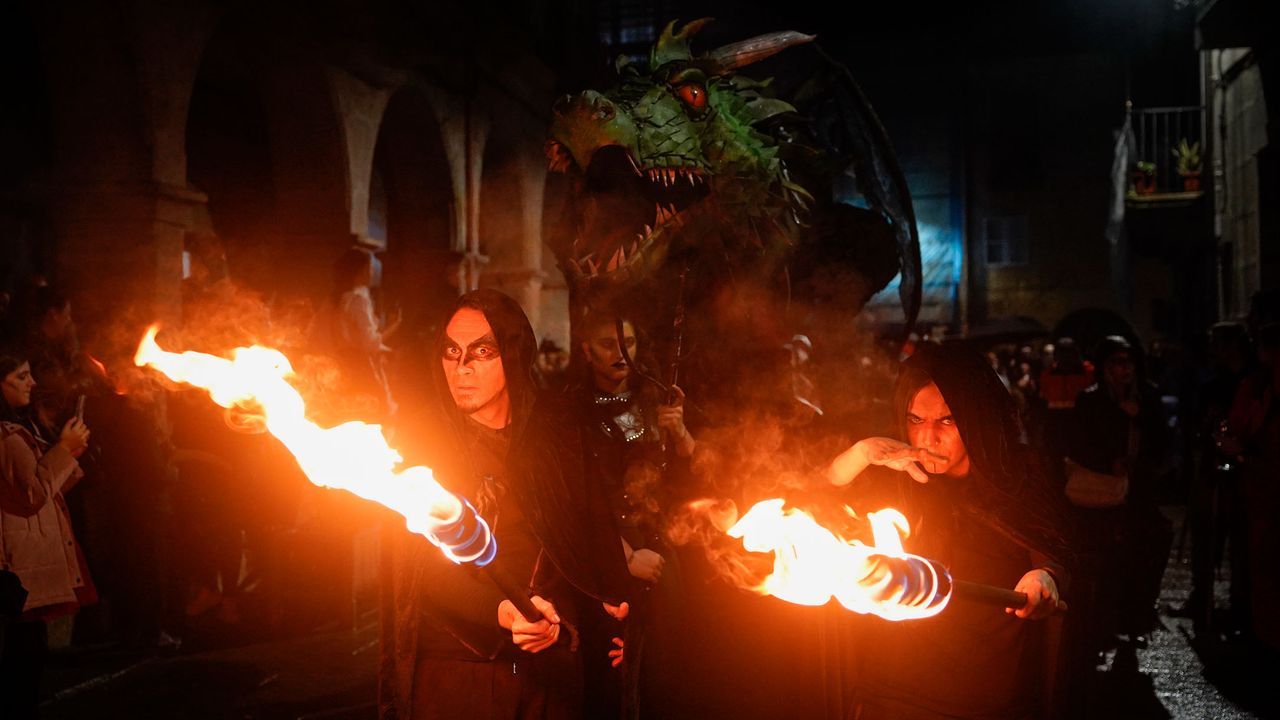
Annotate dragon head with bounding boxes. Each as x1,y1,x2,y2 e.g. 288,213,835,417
546,19,816,301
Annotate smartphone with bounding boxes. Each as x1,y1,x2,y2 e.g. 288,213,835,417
75,395,86,422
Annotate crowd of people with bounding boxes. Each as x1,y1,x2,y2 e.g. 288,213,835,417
3,247,1280,719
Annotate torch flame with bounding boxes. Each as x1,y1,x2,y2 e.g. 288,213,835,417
134,325,493,564
727,499,951,621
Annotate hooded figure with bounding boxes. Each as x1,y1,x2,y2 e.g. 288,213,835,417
379,289,631,720
828,343,1071,720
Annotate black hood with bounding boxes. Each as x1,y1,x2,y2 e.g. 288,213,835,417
426,289,631,605
900,343,1071,570
902,343,1023,488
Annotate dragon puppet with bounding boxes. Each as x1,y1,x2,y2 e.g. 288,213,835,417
545,18,921,418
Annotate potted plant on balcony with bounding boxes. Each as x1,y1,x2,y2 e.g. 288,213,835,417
1131,160,1157,195
1172,138,1201,192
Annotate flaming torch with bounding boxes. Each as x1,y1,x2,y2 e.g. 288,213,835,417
728,499,1050,619
728,499,950,621
134,326,545,622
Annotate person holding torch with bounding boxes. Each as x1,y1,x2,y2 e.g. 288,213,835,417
379,290,631,720
826,343,1071,720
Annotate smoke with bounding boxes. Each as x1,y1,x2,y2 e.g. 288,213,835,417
100,273,390,444
646,265,904,596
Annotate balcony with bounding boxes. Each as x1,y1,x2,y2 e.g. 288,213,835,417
1126,105,1205,207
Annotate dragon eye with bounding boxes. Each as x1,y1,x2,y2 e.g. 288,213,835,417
674,83,707,111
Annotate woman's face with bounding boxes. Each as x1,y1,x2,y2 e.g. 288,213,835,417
2,362,36,408
905,382,971,477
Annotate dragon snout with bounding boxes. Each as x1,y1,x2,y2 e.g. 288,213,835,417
589,96,616,121
547,90,638,172
554,90,617,121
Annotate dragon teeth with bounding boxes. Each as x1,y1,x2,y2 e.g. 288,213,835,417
644,223,653,236
607,248,623,271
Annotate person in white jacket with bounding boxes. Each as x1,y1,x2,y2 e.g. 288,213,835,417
0,348,91,719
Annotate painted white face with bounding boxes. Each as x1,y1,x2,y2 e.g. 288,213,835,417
581,320,635,391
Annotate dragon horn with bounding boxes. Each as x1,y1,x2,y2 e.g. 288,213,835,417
652,17,715,68
704,31,817,75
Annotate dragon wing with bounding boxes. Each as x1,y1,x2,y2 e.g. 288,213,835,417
789,46,923,338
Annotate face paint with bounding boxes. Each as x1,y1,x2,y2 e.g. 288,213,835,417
905,382,971,478
441,309,509,424
581,320,635,392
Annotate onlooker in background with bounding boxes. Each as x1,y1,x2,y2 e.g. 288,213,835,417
0,347,94,719
20,287,92,414
1066,336,1173,652
329,247,400,418
1039,338,1094,461
534,338,570,393
1187,322,1253,633
1223,322,1280,651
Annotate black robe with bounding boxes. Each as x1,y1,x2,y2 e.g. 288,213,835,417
839,344,1072,719
378,290,631,720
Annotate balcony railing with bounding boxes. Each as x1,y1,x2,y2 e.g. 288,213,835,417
1130,105,1204,197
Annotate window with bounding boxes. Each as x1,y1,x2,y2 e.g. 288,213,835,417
983,215,1029,266
596,0,660,63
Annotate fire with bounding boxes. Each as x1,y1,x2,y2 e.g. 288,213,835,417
727,499,951,621
134,325,494,564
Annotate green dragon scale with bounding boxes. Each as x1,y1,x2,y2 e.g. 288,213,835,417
545,18,921,405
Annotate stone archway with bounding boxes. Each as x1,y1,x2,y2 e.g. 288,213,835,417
186,10,351,306
478,119,552,334
371,86,457,341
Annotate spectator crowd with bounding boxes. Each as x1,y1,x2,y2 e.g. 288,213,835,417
2,250,1279,719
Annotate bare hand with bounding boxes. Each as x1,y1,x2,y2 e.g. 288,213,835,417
657,386,695,456
1007,569,1065,620
628,548,665,583
498,596,561,653
58,417,91,458
609,636,625,667
603,601,630,621
829,437,943,486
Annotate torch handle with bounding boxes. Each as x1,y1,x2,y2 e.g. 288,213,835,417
952,580,1068,614
482,564,582,652
953,580,1026,608
483,565,545,622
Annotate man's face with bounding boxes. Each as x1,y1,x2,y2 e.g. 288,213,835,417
905,382,971,477
441,308,508,421
581,320,635,390
1103,352,1135,389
